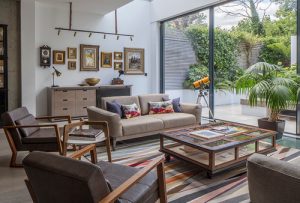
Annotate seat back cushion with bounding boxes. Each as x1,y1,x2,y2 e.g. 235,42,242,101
138,94,169,115
1,107,31,149
102,96,140,111
23,151,110,203
15,114,40,137
106,101,122,117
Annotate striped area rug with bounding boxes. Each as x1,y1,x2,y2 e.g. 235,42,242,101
96,137,300,203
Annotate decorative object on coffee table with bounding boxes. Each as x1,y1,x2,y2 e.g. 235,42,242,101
85,78,100,86
68,61,76,70
67,47,77,59
124,48,144,75
53,50,65,64
80,44,99,71
101,52,112,68
40,45,51,67
236,62,298,139
160,121,276,178
114,51,122,60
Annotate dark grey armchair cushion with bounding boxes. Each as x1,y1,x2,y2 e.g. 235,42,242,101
15,114,40,137
23,152,110,203
247,153,300,203
21,128,59,144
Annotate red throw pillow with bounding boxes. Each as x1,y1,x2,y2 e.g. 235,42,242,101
149,100,174,114
121,103,141,119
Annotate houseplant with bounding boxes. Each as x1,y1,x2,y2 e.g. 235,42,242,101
236,62,299,139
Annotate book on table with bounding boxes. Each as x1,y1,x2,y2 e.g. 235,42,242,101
69,129,103,141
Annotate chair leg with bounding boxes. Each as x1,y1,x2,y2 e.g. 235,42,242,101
10,150,22,168
3,128,22,168
112,138,117,151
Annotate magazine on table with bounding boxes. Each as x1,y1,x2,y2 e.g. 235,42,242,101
69,129,103,141
189,130,224,140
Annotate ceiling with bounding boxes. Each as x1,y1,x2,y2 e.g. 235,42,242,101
36,0,134,15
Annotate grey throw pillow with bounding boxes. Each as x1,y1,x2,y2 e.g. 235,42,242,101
15,114,40,137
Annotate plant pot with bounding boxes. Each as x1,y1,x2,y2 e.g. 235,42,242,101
258,118,285,140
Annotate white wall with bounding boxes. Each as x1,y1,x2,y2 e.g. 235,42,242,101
29,0,152,115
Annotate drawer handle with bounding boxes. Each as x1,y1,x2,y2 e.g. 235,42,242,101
83,98,87,101
83,89,87,91
63,99,68,101
62,90,68,92
63,108,68,110
83,107,87,109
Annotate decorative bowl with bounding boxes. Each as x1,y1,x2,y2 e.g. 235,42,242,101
85,78,100,86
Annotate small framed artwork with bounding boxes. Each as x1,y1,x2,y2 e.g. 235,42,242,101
114,52,123,60
68,47,77,59
53,50,65,64
68,61,76,70
80,44,99,71
114,62,123,70
124,48,144,75
101,52,112,68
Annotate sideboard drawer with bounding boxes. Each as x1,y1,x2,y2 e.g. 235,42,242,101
76,89,96,101
54,106,75,116
54,90,76,102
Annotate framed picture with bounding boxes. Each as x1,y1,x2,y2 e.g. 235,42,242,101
53,50,65,64
124,48,144,75
114,52,123,60
80,44,99,71
101,52,112,68
114,62,123,70
68,61,76,70
68,47,77,59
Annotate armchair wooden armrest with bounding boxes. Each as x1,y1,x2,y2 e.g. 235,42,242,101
100,156,167,203
69,144,97,164
36,115,72,123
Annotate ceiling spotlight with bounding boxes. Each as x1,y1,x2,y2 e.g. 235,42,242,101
130,36,133,41
74,32,77,37
57,29,61,36
89,33,92,37
104,34,106,39
117,35,120,40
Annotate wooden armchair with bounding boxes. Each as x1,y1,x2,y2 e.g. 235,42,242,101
1,107,71,167
23,144,167,203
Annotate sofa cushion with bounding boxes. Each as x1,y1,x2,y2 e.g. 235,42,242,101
22,128,61,144
97,160,158,203
121,103,141,119
163,96,182,112
149,100,174,114
121,116,164,136
148,113,196,129
138,94,169,115
102,96,141,111
106,101,122,117
15,114,40,137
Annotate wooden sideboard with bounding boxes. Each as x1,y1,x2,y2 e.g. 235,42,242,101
48,85,132,118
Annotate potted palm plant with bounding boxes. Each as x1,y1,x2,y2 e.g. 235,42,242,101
236,62,299,139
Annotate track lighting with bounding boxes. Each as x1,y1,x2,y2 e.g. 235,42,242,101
89,33,92,37
104,34,106,39
57,29,61,36
117,35,120,40
130,36,133,41
74,32,77,37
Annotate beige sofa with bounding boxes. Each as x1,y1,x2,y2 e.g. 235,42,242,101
87,94,202,149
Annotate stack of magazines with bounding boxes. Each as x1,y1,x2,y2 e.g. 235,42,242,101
69,129,103,141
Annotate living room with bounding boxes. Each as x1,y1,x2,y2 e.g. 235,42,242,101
1,0,300,202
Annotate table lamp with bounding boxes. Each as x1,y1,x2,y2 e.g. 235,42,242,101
52,66,62,87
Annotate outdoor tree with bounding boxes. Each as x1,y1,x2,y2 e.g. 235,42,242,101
167,13,207,30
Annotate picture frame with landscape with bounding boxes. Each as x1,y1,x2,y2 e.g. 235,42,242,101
114,52,123,60
68,61,76,70
124,48,144,75
101,52,112,68
53,50,65,64
80,44,99,71
114,62,123,70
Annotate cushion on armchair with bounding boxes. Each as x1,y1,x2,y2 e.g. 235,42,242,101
15,114,40,137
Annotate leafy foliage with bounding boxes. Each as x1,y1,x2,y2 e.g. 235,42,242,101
236,62,299,121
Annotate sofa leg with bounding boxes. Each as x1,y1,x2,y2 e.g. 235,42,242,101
112,138,117,151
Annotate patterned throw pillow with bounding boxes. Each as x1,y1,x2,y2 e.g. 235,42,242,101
149,100,174,114
162,96,182,112
121,103,141,119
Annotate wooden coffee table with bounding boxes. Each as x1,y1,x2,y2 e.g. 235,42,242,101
160,122,276,178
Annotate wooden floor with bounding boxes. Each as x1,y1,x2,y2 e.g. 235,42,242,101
0,129,33,203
